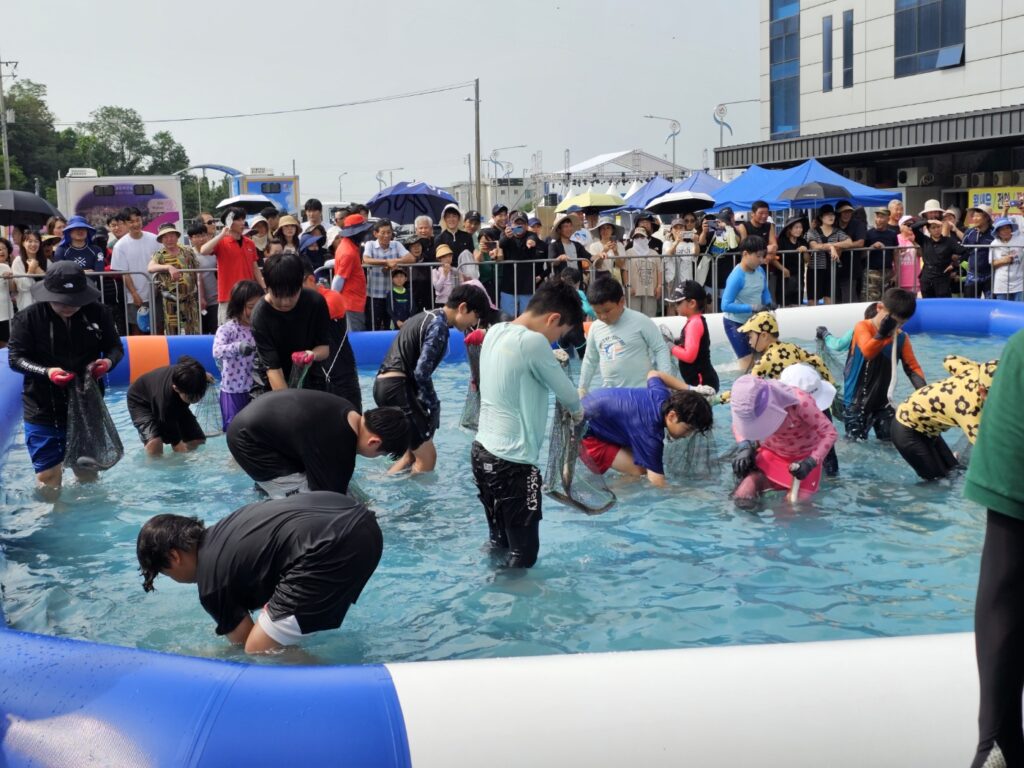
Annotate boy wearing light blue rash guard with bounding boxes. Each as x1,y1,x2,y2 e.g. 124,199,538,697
578,278,672,395
721,235,773,370
472,280,585,569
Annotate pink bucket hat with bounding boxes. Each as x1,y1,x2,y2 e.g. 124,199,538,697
462,279,498,310
730,375,799,442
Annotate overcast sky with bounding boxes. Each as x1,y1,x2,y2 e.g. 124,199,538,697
7,0,760,203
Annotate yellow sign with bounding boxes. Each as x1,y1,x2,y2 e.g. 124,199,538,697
968,187,1024,214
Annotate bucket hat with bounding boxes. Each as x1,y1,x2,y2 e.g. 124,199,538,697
738,311,779,336
730,375,799,442
339,214,373,239
59,215,97,247
31,261,101,306
273,215,301,236
589,216,624,241
919,199,944,217
780,363,837,412
155,223,182,243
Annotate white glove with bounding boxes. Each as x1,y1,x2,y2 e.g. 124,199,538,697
570,409,585,426
692,384,717,400
553,348,569,363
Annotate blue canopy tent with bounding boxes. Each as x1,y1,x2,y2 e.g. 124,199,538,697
669,170,725,196
366,181,457,225
606,177,673,213
708,159,898,213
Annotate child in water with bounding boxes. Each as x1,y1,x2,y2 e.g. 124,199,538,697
213,280,263,430
665,280,719,392
730,374,837,506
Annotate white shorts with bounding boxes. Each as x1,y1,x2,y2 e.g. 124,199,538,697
257,472,309,499
257,609,304,646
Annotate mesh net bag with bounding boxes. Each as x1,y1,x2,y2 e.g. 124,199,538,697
191,382,224,438
663,429,721,484
541,351,616,515
64,375,124,472
816,337,849,419
288,361,311,389
460,342,482,431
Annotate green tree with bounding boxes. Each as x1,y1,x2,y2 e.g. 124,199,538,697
5,80,61,191
182,174,231,222
79,106,151,175
147,131,189,175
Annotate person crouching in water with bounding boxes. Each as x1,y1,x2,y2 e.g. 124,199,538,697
665,280,719,392
730,374,837,506
580,370,714,487
126,356,210,456
892,355,997,481
374,284,488,473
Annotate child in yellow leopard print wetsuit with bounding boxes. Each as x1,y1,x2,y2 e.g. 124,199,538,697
892,354,998,480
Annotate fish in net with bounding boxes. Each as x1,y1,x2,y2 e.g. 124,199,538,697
191,382,224,438
64,375,124,472
541,350,616,515
663,429,721,484
816,337,849,419
460,342,482,431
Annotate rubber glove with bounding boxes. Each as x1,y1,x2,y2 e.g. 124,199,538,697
48,369,75,387
789,457,817,480
815,326,830,341
692,384,717,399
291,350,315,367
464,328,486,346
86,359,111,379
732,441,757,478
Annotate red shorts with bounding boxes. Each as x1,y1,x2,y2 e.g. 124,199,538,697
580,435,619,474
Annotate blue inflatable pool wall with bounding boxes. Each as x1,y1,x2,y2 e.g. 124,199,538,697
0,301,1022,767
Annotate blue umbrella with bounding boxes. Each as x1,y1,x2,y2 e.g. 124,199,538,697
366,181,457,225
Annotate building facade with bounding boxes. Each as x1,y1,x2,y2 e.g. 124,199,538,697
720,0,1024,215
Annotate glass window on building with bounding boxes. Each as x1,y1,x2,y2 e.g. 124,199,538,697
770,0,800,139
842,10,853,88
822,15,833,92
894,0,965,78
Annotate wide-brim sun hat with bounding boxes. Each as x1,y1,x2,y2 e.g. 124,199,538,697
246,215,268,234
339,214,373,239
551,213,574,233
589,216,624,241
155,223,182,243
782,214,809,233
273,215,301,236
967,203,993,219
779,363,837,412
993,217,1014,232
919,199,944,216
31,261,101,306
730,375,799,442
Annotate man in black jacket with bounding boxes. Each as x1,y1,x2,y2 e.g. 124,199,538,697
919,219,968,298
498,211,547,317
434,203,475,261
8,262,124,498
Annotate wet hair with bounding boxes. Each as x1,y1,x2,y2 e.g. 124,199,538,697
863,302,879,320
363,406,412,460
751,200,769,213
373,218,394,234
263,251,305,296
740,235,766,255
303,198,323,213
171,355,209,400
120,207,142,219
662,390,714,434
560,267,582,287
260,206,279,219
137,514,206,592
587,277,624,306
226,279,263,320
446,283,490,316
525,278,584,327
881,287,916,320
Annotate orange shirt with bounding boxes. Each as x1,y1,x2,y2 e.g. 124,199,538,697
333,238,366,314
315,284,347,321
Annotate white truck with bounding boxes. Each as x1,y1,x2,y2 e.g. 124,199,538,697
57,168,184,234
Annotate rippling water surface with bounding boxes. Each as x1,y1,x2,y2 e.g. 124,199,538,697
0,332,1005,664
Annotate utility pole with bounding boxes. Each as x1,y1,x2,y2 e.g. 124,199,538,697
0,51,18,190
474,78,482,214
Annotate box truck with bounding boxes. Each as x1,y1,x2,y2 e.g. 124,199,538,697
57,169,184,234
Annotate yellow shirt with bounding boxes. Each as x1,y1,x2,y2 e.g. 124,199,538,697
894,355,997,443
750,341,836,385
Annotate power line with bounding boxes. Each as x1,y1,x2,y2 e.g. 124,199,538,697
50,81,476,126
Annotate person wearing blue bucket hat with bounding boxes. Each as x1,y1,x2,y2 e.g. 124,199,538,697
52,215,104,272
989,216,1024,301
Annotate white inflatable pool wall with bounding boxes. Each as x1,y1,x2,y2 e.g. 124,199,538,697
656,301,868,346
389,632,977,767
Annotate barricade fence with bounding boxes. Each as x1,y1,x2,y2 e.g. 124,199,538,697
9,244,1018,337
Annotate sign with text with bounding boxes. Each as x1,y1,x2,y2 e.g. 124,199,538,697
968,187,1024,214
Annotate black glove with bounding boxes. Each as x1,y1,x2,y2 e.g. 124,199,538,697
875,314,898,339
732,441,757,479
909,372,927,390
815,326,829,341
789,457,817,480
752,304,770,314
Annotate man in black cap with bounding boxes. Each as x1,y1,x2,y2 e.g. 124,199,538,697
8,262,124,499
463,210,482,246
498,211,547,316
488,203,509,234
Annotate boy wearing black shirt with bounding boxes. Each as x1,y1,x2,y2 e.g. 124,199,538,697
137,492,382,654
249,252,332,397
864,207,899,300
227,389,410,498
126,356,209,456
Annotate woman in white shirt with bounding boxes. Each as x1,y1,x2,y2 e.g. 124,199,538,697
0,236,15,346
989,216,1024,301
11,229,45,311
587,216,626,284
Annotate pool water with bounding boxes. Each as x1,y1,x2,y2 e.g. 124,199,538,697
0,332,1005,665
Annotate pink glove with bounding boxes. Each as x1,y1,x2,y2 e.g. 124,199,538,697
87,359,111,379
48,369,76,387
291,350,315,367
464,329,486,346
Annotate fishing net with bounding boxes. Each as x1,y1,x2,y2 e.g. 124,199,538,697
65,375,124,472
191,382,224,438
663,429,721,484
287,363,310,390
816,337,849,419
542,351,616,515
460,342,482,431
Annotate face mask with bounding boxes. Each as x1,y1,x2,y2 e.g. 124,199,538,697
632,236,649,254
252,234,268,251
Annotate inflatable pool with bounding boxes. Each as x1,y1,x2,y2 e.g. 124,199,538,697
1,299,1022,767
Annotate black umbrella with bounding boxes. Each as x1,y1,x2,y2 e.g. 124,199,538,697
776,182,851,205
0,189,63,226
645,191,716,216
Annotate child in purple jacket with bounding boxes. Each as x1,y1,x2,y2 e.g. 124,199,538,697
212,280,263,430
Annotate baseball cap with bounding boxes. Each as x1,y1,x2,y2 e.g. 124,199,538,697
491,203,508,215
528,217,541,227
465,210,482,223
